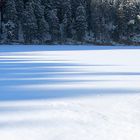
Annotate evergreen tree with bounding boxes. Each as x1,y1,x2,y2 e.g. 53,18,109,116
114,0,137,41
86,0,92,34
4,0,18,42
75,4,87,41
22,1,38,43
115,3,126,40
135,2,140,33
123,0,137,39
62,0,72,39
32,1,50,43
48,9,60,41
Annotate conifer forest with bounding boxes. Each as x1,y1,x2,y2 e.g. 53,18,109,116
1,0,140,44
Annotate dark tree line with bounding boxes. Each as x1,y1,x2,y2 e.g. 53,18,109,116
0,0,140,44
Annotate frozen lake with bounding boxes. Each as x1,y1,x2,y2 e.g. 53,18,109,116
0,45,140,140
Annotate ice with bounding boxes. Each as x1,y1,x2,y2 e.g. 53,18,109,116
0,45,140,140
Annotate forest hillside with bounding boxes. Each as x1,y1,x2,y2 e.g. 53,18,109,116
1,0,140,45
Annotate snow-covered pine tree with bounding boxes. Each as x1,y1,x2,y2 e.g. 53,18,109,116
48,9,60,42
123,0,137,39
75,4,87,41
114,0,137,41
4,0,18,42
135,2,140,34
22,1,38,43
32,0,50,43
62,0,72,39
14,0,25,43
90,1,102,41
71,0,87,18
115,3,126,40
99,0,113,43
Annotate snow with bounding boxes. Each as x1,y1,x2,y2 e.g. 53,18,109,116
128,20,135,25
0,45,140,140
137,15,140,21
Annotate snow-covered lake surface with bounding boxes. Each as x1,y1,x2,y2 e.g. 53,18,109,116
0,45,140,140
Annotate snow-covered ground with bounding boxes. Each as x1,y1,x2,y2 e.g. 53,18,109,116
0,45,140,140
